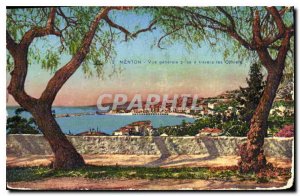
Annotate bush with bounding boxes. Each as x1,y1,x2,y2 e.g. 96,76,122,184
158,115,251,137
222,120,249,137
268,115,294,136
275,124,294,137
6,108,40,134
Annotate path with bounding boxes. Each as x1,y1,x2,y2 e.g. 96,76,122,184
7,154,292,169
7,177,291,190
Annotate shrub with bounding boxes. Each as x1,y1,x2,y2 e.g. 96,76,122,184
275,124,294,137
222,120,249,137
6,108,40,134
268,115,294,135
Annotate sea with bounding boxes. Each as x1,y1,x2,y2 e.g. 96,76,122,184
6,106,195,135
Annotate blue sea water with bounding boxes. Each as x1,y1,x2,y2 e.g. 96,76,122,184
6,106,195,135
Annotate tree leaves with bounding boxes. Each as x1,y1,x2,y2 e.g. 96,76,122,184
6,108,40,135
237,63,266,122
41,51,60,72
6,7,117,79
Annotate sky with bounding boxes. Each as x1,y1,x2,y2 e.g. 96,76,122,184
6,8,251,106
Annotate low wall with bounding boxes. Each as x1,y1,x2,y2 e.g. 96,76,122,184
6,134,293,159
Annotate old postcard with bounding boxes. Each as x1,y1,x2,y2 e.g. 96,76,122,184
6,5,294,191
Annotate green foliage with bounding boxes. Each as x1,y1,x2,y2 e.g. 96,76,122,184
6,53,14,73
222,120,249,137
158,103,252,137
158,114,243,137
6,7,294,79
268,115,294,136
41,51,60,72
8,165,290,183
7,165,253,182
6,108,40,134
237,63,265,122
149,7,294,66
214,100,239,113
158,104,293,137
6,7,122,79
272,100,294,108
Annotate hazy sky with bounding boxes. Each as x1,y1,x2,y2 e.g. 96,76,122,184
6,9,251,106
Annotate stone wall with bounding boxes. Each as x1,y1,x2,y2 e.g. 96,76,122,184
7,134,293,159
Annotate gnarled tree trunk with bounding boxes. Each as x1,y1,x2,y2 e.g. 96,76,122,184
6,7,113,169
7,49,85,169
239,66,284,173
7,7,155,169
238,7,293,173
30,103,85,169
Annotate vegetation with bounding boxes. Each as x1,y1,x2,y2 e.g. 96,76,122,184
153,6,294,173
6,6,294,172
7,165,291,183
237,63,265,123
6,108,40,135
158,114,249,137
221,120,249,137
156,62,293,137
268,113,294,136
214,100,238,113
6,7,156,169
274,124,294,137
158,97,293,137
272,100,294,108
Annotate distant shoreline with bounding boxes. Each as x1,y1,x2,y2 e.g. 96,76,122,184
7,106,196,119
54,112,196,119
96,112,196,119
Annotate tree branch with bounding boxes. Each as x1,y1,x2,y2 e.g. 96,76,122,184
252,10,263,45
103,15,131,40
276,28,294,66
131,19,157,37
46,7,56,29
252,10,275,72
40,7,112,104
259,7,287,46
178,7,255,50
7,7,63,109
7,38,38,109
57,7,78,27
179,7,227,30
228,30,255,50
41,7,156,104
216,7,255,50
217,7,236,30
266,7,286,35
103,15,157,41
279,6,290,16
20,7,61,48
6,31,18,57
157,27,182,49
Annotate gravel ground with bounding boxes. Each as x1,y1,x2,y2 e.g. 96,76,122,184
6,154,292,169
6,154,293,190
7,177,293,190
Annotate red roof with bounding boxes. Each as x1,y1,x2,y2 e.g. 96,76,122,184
199,128,223,134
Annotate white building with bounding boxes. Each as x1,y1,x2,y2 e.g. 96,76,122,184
113,130,129,136
208,103,215,109
208,110,215,115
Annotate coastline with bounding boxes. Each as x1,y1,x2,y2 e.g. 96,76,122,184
54,111,196,119
104,112,196,119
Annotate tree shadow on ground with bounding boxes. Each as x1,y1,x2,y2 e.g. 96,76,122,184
145,137,220,167
144,137,171,167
